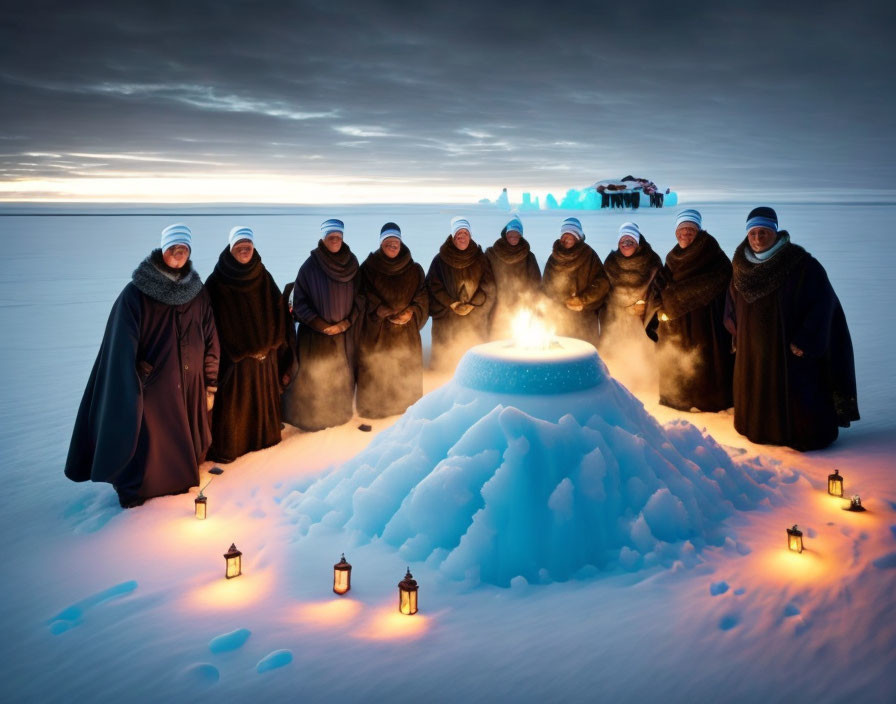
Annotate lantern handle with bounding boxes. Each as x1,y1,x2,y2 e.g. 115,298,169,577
199,467,225,496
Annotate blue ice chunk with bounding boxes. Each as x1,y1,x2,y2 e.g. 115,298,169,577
545,193,559,209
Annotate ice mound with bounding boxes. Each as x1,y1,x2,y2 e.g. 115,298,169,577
293,339,775,586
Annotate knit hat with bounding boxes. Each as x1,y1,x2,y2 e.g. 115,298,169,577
675,208,702,230
451,216,472,236
160,223,192,253
745,206,778,234
228,225,254,250
320,218,345,236
618,221,641,245
504,216,523,236
380,222,402,243
560,217,585,240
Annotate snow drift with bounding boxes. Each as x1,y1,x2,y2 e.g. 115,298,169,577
292,338,776,585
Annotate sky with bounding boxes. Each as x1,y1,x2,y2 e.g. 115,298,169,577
1,0,894,203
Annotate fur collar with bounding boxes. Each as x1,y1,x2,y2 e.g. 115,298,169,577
732,233,809,303
132,249,203,305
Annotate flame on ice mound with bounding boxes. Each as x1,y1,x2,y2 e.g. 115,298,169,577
293,338,777,586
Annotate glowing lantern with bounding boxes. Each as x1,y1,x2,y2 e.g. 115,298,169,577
333,554,352,595
846,495,866,512
398,568,418,615
787,525,803,553
194,494,207,520
193,466,223,519
827,469,843,497
224,543,242,579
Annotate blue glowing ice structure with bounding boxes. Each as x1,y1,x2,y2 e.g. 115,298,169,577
292,338,776,586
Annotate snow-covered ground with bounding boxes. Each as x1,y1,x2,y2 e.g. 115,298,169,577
1,202,894,702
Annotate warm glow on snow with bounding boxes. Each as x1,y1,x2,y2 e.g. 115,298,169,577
184,571,274,610
353,607,429,641
292,598,362,627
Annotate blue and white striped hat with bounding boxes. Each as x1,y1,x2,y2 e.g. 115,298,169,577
675,208,702,230
504,216,523,236
320,218,345,236
618,221,641,244
160,223,192,253
560,217,585,240
228,225,254,250
379,222,402,243
745,206,778,234
450,216,471,236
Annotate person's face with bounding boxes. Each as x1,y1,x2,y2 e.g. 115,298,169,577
560,233,578,249
162,244,190,269
505,230,521,246
675,224,699,249
323,231,344,253
748,226,777,253
453,228,471,250
618,237,638,257
381,236,401,259
231,239,254,264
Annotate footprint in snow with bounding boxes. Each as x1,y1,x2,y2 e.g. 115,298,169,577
180,663,219,686
63,489,121,534
209,628,251,653
48,580,138,634
718,613,740,631
709,581,729,596
872,552,896,570
783,603,801,618
257,649,292,673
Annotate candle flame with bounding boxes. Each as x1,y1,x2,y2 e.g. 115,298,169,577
511,309,556,349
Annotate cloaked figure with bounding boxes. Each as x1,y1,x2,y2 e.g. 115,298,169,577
65,224,219,508
485,215,541,340
598,222,662,382
646,209,733,412
356,223,429,418
426,216,496,372
205,226,292,462
542,217,610,347
283,218,359,431
725,207,859,450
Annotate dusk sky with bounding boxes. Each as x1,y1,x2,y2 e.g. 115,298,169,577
1,0,894,203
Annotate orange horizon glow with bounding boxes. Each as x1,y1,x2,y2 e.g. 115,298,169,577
0,175,515,204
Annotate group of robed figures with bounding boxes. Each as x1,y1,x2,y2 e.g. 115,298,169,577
65,207,859,508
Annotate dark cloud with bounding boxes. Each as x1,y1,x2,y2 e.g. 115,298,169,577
1,0,895,198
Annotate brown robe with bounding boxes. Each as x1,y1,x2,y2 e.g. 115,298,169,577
205,246,290,462
599,238,662,351
356,244,429,417
65,251,219,502
426,236,496,372
541,238,610,347
485,233,541,340
646,230,733,412
725,234,859,450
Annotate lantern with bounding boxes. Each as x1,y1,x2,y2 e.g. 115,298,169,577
827,469,843,497
193,466,223,518
846,495,866,512
398,568,418,615
787,525,803,553
224,543,242,579
194,494,207,520
333,554,352,595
